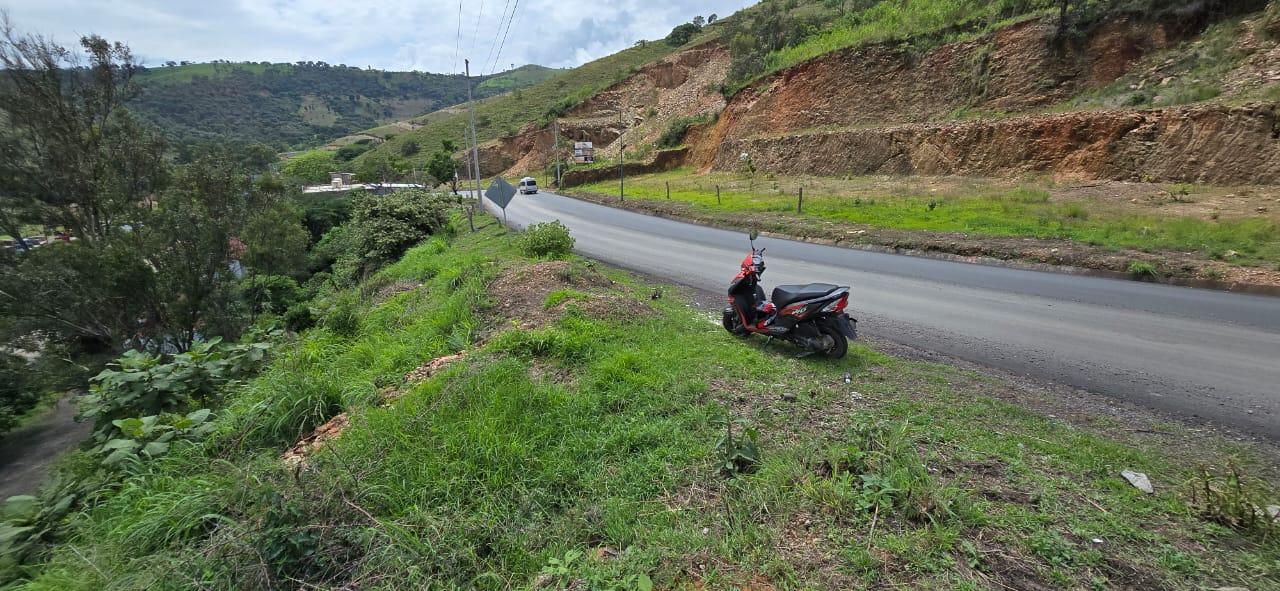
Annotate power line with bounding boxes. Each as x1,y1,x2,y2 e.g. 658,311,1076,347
452,0,463,73
486,0,520,75
468,0,486,60
482,0,513,76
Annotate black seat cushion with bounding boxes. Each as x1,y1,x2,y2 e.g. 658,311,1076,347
771,283,840,308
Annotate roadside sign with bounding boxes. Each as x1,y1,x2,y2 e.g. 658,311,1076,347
485,177,518,223
485,177,517,209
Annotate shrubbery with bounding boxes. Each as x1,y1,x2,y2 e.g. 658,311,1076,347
281,150,337,184
349,190,452,266
80,337,271,432
518,220,575,257
0,353,38,434
666,22,703,46
657,114,713,148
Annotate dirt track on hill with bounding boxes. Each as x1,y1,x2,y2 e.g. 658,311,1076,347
0,395,90,498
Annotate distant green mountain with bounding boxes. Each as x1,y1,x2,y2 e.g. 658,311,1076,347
129,62,557,150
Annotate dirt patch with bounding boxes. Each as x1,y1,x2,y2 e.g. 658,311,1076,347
404,353,464,385
281,413,350,469
0,394,92,499
711,102,1280,185
370,279,421,304
488,260,650,328
475,42,730,179
697,16,1196,168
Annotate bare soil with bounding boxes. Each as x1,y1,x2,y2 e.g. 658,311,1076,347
487,259,651,329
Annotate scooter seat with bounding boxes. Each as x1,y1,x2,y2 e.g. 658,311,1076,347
772,283,841,308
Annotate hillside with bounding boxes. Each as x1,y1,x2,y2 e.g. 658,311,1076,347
344,29,721,171
129,62,557,149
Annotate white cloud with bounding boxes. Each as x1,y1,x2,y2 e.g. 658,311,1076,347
2,0,754,73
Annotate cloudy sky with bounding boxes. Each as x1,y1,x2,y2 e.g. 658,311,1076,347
3,0,754,74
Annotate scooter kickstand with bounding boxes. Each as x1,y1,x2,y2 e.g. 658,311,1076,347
764,336,774,349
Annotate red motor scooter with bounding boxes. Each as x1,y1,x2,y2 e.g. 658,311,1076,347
722,232,857,358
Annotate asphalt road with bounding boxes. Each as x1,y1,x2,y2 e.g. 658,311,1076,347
479,190,1280,438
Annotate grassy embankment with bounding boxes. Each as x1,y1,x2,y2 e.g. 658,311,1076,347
569,169,1280,272
20,217,1277,590
724,0,1060,95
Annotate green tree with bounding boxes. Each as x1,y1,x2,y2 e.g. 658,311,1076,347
0,18,169,244
399,139,420,157
346,190,450,272
0,239,154,352
426,148,460,193
240,143,280,172
355,151,407,184
281,150,338,184
666,22,702,46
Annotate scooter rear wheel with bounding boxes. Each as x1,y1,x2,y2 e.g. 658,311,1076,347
818,323,848,359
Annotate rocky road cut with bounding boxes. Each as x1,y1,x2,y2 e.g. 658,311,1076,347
481,191,1280,438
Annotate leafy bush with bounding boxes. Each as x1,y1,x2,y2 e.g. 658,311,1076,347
1190,464,1279,537
398,139,420,157
80,337,271,432
656,114,712,148
804,418,962,524
0,353,39,434
347,189,452,268
284,303,316,332
666,22,703,46
281,151,337,184
320,291,362,337
242,275,303,316
94,409,216,466
518,220,575,257
0,488,78,583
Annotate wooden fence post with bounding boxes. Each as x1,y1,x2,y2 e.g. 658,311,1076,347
797,187,803,213
716,185,721,205
666,181,670,199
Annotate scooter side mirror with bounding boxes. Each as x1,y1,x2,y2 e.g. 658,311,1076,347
748,230,759,241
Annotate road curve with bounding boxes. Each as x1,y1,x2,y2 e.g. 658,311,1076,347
480,191,1280,438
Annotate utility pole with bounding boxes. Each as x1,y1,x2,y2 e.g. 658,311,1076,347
465,59,482,229
553,119,561,188
618,106,625,201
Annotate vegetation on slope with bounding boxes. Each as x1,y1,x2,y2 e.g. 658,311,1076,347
719,0,1269,95
130,62,556,150
351,39,694,171
9,216,1277,590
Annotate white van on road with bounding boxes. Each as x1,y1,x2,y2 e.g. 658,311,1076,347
518,177,538,194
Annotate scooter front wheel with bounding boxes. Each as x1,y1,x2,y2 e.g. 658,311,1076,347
722,308,750,337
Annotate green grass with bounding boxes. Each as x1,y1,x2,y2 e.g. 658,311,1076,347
573,169,1280,267
17,217,1278,590
477,65,562,93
